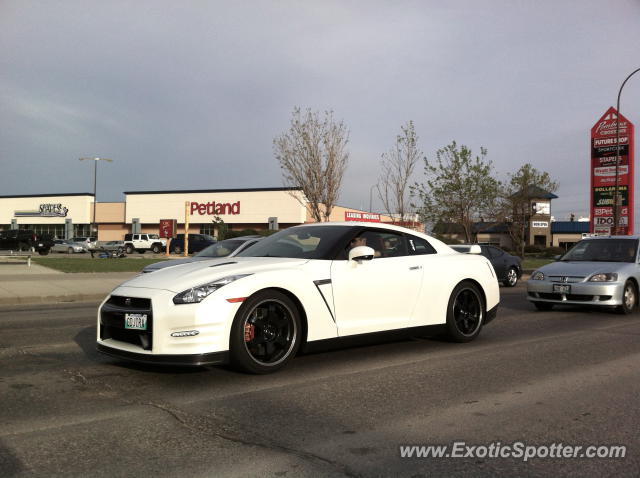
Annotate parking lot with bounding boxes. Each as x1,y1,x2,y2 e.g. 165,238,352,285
1,284,638,477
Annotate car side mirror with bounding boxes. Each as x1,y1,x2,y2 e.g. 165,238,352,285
348,246,375,262
468,245,482,254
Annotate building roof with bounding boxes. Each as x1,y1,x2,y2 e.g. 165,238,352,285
551,221,590,234
0,193,94,198
123,187,303,195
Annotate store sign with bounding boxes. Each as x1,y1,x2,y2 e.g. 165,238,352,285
159,219,177,238
531,221,549,228
190,201,241,215
345,211,381,222
590,107,634,234
14,203,69,217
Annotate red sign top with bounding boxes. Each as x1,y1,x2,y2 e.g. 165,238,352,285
591,106,631,139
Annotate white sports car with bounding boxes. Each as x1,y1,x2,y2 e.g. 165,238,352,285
97,222,500,373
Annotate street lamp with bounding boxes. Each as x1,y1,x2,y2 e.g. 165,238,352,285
613,67,640,235
79,157,113,238
369,184,377,212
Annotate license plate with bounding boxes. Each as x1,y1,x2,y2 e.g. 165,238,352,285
124,313,147,330
553,284,571,294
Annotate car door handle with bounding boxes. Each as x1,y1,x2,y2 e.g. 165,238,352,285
409,266,422,270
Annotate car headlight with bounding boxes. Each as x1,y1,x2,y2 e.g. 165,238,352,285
173,274,252,304
531,271,545,280
588,272,618,282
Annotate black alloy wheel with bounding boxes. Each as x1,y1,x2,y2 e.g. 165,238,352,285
445,281,484,342
504,267,518,287
617,280,637,315
230,290,302,374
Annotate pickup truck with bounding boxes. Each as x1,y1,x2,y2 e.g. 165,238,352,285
123,234,167,254
0,229,54,255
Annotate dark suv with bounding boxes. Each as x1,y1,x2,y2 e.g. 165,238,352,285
169,234,216,254
0,229,55,255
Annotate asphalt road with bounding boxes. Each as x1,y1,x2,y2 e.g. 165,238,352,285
1,285,640,477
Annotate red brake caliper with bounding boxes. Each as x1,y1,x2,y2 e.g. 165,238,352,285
244,323,255,342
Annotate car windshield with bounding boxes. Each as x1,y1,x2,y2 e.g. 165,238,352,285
236,226,350,259
560,238,639,263
195,239,245,258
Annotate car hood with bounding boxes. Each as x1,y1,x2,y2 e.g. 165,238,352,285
536,260,630,277
144,256,211,271
125,256,310,292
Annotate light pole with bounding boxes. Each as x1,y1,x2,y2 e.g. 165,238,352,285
369,184,377,212
613,67,640,235
79,157,113,238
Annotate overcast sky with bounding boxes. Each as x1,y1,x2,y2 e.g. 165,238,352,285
1,0,639,222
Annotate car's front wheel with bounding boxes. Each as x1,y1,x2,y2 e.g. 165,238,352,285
230,290,302,374
173,245,182,254
617,280,637,315
67,247,74,254
504,267,518,287
445,281,484,342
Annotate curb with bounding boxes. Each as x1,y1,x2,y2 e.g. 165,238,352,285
0,293,107,306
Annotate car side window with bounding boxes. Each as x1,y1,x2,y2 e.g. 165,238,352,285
345,230,407,258
489,247,503,258
407,234,437,255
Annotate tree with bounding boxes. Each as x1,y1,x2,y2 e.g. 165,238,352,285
377,121,423,223
411,141,500,243
502,163,558,257
273,107,350,222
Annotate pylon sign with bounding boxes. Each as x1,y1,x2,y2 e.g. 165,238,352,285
590,107,634,235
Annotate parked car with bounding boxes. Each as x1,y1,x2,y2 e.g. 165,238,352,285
0,229,54,255
169,234,216,254
89,241,126,256
527,236,640,314
51,239,87,254
451,244,522,287
73,237,98,250
97,223,500,373
123,234,167,254
142,236,262,273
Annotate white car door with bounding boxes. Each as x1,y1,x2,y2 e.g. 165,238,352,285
330,229,424,336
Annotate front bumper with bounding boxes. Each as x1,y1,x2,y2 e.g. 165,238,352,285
96,285,242,363
97,343,228,366
526,280,623,306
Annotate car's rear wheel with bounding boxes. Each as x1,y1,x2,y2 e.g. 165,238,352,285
445,281,484,342
173,245,182,254
230,290,302,374
151,244,161,254
504,267,518,287
616,280,637,315
532,301,554,311
125,245,134,254
67,247,74,254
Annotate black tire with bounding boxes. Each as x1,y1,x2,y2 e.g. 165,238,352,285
151,244,161,254
125,245,134,254
229,290,302,374
503,267,518,287
173,245,182,254
445,281,484,343
38,249,49,256
616,280,637,315
137,249,145,254
533,301,554,311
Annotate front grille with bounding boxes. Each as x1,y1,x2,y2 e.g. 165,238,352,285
548,276,585,283
100,295,153,350
535,292,593,302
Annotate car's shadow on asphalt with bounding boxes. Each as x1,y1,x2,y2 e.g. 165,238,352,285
73,325,210,375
